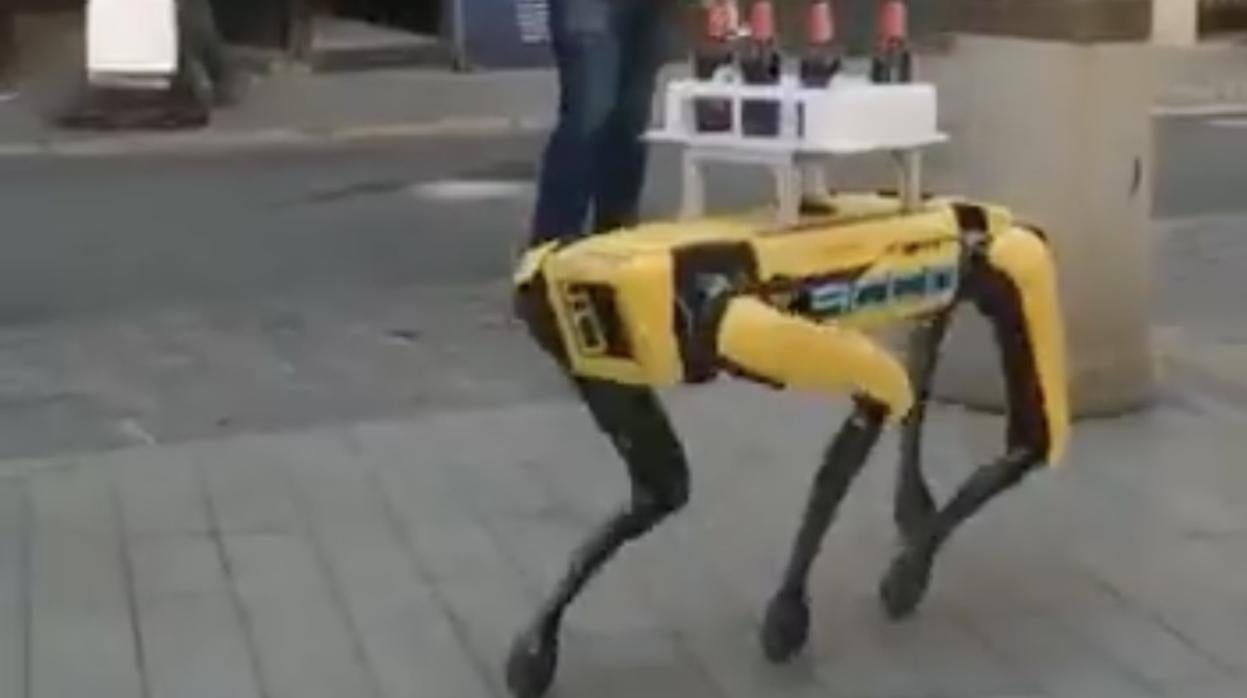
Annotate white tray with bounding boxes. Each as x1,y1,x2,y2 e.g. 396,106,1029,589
87,0,179,85
646,74,946,155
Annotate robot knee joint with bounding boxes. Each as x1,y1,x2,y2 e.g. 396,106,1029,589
627,444,690,517
632,480,688,524
1000,446,1044,487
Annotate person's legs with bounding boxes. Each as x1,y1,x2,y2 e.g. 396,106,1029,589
591,0,667,234
177,0,238,105
0,7,17,97
529,0,622,246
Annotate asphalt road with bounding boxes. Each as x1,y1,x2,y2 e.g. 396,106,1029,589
0,114,1241,459
1152,113,1247,219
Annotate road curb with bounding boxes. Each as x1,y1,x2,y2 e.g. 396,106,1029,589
1151,102,1247,117
0,115,553,158
7,98,1243,158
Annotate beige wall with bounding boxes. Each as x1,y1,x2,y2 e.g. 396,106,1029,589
1153,0,1198,45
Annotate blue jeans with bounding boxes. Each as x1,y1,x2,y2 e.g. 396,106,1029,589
529,0,669,245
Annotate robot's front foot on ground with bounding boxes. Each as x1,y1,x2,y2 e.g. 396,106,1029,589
760,589,811,663
878,545,934,621
505,625,559,698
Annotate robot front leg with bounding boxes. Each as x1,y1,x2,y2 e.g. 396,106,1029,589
760,395,889,663
506,378,690,698
712,296,913,661
879,226,1070,620
893,311,952,545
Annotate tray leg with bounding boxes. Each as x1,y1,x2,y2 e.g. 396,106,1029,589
680,149,706,220
899,149,923,212
773,159,802,227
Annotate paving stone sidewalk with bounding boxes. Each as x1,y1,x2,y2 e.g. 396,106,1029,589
2,366,1246,698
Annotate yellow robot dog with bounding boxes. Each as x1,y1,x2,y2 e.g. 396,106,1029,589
505,192,1070,698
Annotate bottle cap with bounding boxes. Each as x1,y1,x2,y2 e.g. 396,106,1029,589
807,1,835,44
878,0,907,42
705,1,732,39
749,1,775,41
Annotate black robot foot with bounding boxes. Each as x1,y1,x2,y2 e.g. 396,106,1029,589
505,626,559,698
879,547,934,621
760,589,810,664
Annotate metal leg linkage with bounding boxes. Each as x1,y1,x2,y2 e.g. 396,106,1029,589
899,149,923,211
879,237,1054,620
506,378,690,698
893,312,951,544
761,396,889,662
680,149,707,220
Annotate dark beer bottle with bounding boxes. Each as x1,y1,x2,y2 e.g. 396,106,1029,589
692,0,735,133
799,0,841,88
869,0,912,84
739,0,782,136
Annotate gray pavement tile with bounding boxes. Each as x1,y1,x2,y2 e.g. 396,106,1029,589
28,467,145,698
1057,576,1228,686
111,444,211,537
942,523,1227,690
875,616,1030,698
283,433,495,698
136,593,263,698
0,481,29,698
446,443,671,638
129,535,227,599
1066,410,1247,539
964,610,1154,698
360,422,540,698
127,526,262,698
196,434,304,536
623,534,834,698
1154,674,1247,698
555,628,730,698
223,533,379,698
809,566,1009,698
1131,596,1247,677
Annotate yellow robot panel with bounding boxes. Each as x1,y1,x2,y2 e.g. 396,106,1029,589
538,245,685,386
985,226,1071,466
716,296,914,420
747,201,966,329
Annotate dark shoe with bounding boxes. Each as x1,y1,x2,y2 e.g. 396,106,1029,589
212,73,245,107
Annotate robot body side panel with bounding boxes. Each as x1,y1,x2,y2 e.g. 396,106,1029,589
748,205,964,329
749,205,960,282
540,248,684,386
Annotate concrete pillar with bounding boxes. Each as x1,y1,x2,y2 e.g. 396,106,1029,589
928,1,1158,417
1152,0,1198,45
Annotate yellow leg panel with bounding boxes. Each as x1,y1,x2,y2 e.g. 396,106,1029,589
986,226,1071,465
716,297,914,420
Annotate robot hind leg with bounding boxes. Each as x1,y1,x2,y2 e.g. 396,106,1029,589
507,278,691,698
893,310,952,546
880,223,1070,620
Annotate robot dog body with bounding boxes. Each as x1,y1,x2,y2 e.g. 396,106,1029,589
507,193,1069,698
